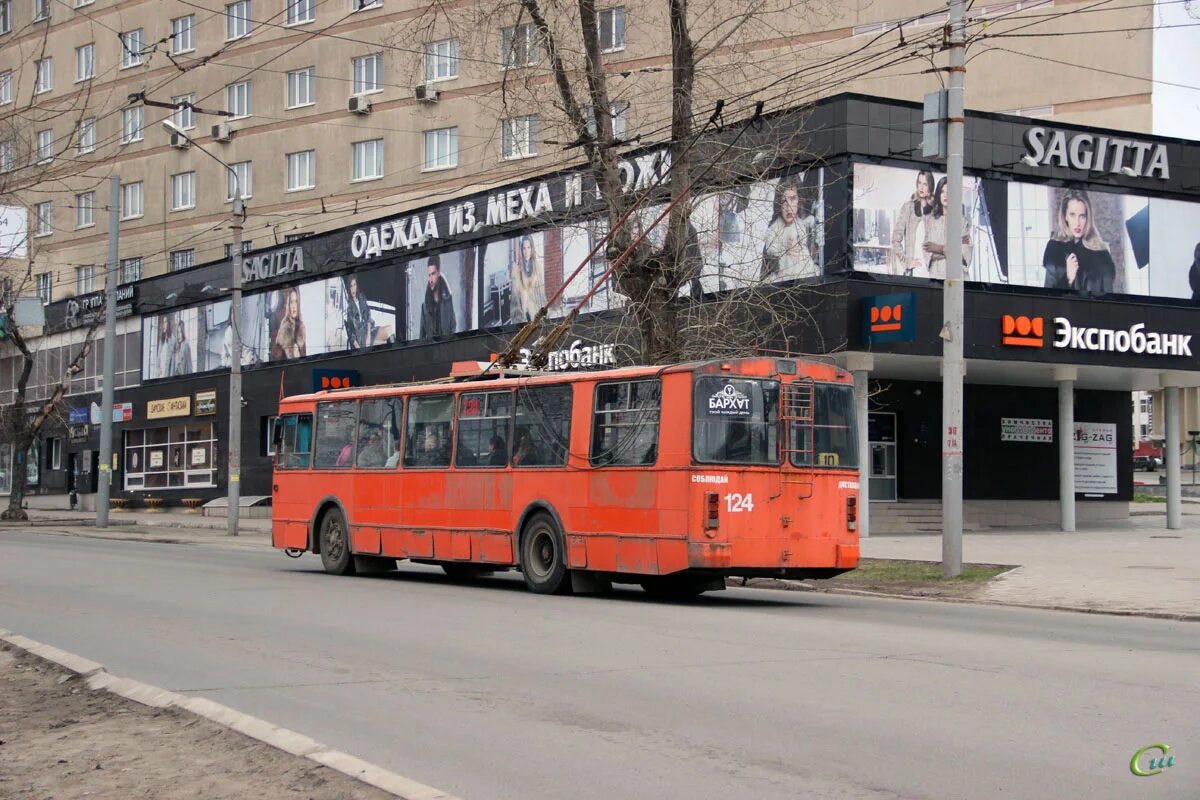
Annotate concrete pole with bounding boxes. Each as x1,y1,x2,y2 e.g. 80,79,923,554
1164,385,1182,530
227,198,244,536
96,175,119,527
941,0,966,578
846,353,873,539
1056,371,1076,532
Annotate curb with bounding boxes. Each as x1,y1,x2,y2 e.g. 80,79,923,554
742,582,1200,622
0,629,463,800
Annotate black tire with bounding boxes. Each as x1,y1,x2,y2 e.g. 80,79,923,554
640,575,708,600
441,563,496,580
519,512,570,594
318,507,355,576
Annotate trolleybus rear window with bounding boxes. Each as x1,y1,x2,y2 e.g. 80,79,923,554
693,377,780,465
791,384,858,469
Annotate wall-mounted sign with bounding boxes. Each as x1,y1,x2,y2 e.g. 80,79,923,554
1022,126,1169,179
149,450,164,468
512,340,618,372
1000,315,1191,357
68,406,89,425
69,424,90,443
1074,421,1117,494
64,285,135,329
242,246,305,284
90,402,133,424
194,390,217,416
863,293,916,344
147,396,191,420
1001,417,1053,443
312,368,359,393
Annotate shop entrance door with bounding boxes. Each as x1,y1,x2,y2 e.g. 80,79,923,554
868,412,897,502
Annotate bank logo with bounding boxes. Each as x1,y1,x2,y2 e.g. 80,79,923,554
1001,314,1044,347
312,368,359,393
1130,744,1175,777
862,293,916,344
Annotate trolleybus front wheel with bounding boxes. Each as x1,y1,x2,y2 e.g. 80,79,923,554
519,512,569,594
318,507,355,576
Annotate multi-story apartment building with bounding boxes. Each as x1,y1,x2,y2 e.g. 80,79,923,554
0,0,1165,301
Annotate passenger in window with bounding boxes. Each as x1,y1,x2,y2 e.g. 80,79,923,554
358,430,386,468
420,257,456,338
512,436,538,466
486,435,508,466
412,426,447,466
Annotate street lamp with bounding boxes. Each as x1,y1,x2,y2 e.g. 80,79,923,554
162,119,245,536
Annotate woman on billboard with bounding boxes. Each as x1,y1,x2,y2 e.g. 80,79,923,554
922,177,972,280
1042,190,1115,295
761,180,819,281
890,169,934,275
271,286,307,360
510,234,547,322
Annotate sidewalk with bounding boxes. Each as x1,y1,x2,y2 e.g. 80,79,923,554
4,508,272,548
862,515,1200,619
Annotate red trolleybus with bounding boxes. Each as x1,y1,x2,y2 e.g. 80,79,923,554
270,357,860,597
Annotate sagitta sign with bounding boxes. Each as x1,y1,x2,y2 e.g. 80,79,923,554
242,246,305,284
1022,126,1169,179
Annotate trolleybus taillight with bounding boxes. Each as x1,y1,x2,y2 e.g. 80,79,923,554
847,496,857,531
705,492,720,529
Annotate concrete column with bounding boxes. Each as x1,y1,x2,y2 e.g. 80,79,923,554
1164,385,1182,529
845,353,874,539
1055,367,1076,532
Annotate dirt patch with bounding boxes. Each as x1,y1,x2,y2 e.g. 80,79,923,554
0,646,394,799
738,558,1016,600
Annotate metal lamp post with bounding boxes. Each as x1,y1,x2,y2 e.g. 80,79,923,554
162,120,244,535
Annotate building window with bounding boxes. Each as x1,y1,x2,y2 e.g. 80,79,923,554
354,0,381,10
121,29,143,68
35,128,53,162
0,0,10,34
0,141,12,173
597,7,626,52
76,118,95,153
224,241,252,257
123,424,218,490
33,0,49,21
172,95,194,129
171,15,194,54
171,171,196,211
227,161,252,201
226,0,252,40
286,150,315,191
34,201,53,236
283,232,309,242
352,54,382,95
119,256,142,283
501,116,538,159
120,181,143,219
586,101,629,141
423,127,457,171
34,58,52,93
49,437,61,471
351,139,383,181
424,39,458,82
121,106,143,143
286,67,314,107
286,0,313,24
226,80,252,118
0,71,10,104
501,23,539,68
170,249,195,271
76,265,95,294
36,272,52,304
75,191,94,228
75,43,95,81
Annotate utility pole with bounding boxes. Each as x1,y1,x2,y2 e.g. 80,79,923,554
941,0,966,578
228,198,244,536
96,175,119,528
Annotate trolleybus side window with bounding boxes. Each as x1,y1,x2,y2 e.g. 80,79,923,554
404,394,454,468
590,379,660,466
513,384,572,467
314,401,358,469
693,377,779,465
356,397,403,469
456,391,513,468
274,413,312,470
791,384,858,468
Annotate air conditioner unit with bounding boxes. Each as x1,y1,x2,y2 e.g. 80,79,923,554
211,123,233,143
414,84,440,104
169,132,190,150
348,95,372,115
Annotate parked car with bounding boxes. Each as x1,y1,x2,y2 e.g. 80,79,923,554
1133,456,1161,471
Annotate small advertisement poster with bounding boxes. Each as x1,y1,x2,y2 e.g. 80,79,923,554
1001,417,1053,443
1073,421,1117,494
149,451,165,469
707,384,752,417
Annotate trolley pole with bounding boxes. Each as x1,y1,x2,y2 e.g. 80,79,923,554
942,0,966,578
228,198,244,536
96,175,119,528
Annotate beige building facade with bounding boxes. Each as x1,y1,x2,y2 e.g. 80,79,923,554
0,0,1161,302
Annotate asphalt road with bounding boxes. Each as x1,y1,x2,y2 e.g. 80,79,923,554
1,531,1195,800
